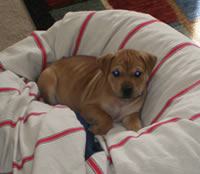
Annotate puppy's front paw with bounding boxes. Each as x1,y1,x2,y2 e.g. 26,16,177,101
125,121,142,132
89,122,112,135
123,113,142,132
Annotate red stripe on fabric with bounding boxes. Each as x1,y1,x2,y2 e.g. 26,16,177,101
24,112,47,123
109,117,180,151
0,88,21,94
107,156,112,164
0,112,47,128
109,136,133,152
35,127,84,148
13,127,84,170
24,85,31,89
190,113,200,121
24,85,40,98
0,63,4,70
55,105,68,109
23,78,29,84
88,157,103,174
13,155,34,170
73,12,96,56
31,33,47,71
149,42,199,83
29,93,38,97
151,80,200,124
36,95,42,101
0,118,23,128
119,19,159,50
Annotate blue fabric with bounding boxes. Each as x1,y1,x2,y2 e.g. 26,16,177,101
75,113,103,160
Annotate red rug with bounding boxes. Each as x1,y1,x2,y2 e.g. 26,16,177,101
102,0,200,45
46,0,73,7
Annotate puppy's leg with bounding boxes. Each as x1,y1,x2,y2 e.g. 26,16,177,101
122,112,142,132
81,105,113,135
37,68,58,105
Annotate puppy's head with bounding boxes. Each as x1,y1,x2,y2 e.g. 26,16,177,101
97,49,157,100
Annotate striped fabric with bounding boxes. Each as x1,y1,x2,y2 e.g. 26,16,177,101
0,10,200,173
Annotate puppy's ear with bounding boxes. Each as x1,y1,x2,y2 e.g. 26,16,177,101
96,53,115,76
140,53,157,75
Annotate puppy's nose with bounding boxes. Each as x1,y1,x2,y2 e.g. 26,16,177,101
122,85,133,98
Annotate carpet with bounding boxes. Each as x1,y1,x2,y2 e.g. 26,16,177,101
23,0,200,45
0,0,35,51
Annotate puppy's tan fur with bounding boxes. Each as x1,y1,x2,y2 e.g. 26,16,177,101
37,49,157,135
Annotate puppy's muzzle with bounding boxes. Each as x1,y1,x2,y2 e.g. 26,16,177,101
121,85,133,99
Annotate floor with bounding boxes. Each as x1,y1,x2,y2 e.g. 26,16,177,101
0,0,35,51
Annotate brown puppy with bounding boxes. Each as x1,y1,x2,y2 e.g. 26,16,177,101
37,49,157,135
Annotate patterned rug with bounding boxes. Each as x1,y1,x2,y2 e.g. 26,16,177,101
24,0,200,45
102,0,200,45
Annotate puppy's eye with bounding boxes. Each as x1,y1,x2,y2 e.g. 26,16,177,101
113,71,120,77
135,71,141,77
